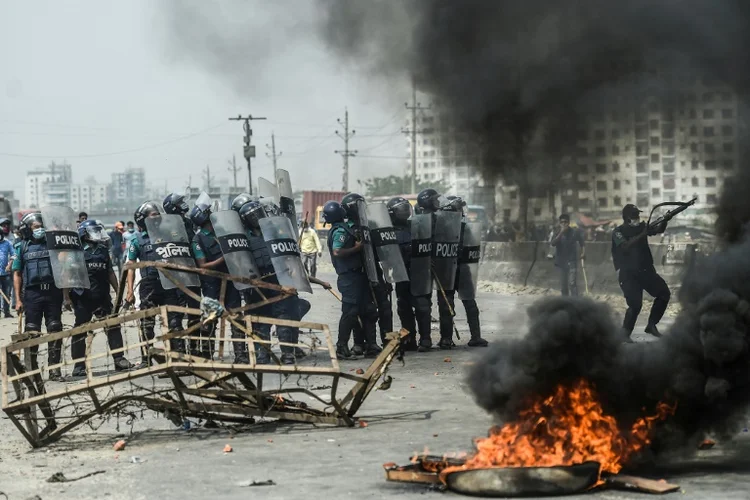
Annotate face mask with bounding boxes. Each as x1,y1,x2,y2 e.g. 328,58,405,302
33,228,46,240
128,228,135,233
628,218,641,227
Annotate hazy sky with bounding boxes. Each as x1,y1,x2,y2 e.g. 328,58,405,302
0,0,410,204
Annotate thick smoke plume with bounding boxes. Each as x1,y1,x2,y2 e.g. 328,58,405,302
317,0,750,227
316,0,750,456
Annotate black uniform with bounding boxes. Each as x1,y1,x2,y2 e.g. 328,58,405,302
70,243,127,371
16,239,64,372
393,222,431,349
129,231,187,362
192,227,244,361
612,222,671,334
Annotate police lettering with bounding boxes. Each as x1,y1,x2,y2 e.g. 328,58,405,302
87,261,107,271
435,242,459,258
419,242,432,254
55,234,80,247
155,243,192,259
270,241,300,254
469,250,480,260
226,238,249,249
380,230,396,241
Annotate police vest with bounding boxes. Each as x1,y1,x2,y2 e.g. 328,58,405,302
135,232,160,280
327,222,363,276
22,241,55,288
85,244,110,294
248,232,275,278
611,223,654,272
394,225,412,268
193,230,228,289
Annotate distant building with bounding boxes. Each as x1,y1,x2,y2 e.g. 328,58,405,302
70,183,108,212
110,167,146,204
24,161,73,208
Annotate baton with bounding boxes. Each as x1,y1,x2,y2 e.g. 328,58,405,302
431,269,461,341
0,288,10,306
581,257,589,295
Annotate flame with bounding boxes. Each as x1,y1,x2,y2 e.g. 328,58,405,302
443,379,675,476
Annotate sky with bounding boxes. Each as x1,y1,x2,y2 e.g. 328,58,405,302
0,0,411,205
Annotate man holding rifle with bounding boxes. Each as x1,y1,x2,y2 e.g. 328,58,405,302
612,202,687,342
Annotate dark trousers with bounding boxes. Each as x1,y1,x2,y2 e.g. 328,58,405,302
395,281,431,344
559,261,578,296
71,292,125,368
302,252,318,278
203,280,243,359
0,275,12,314
24,286,64,368
246,290,310,360
138,278,185,359
336,272,377,347
437,289,482,341
373,281,393,343
619,267,671,332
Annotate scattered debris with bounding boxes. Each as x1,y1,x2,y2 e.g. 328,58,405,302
267,439,273,443
604,474,681,494
356,368,365,375
130,457,144,464
698,439,716,450
46,470,105,483
113,440,126,451
223,444,233,453
239,480,276,487
358,420,368,428
443,357,451,363
377,375,392,391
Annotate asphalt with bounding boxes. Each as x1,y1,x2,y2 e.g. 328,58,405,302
0,272,748,500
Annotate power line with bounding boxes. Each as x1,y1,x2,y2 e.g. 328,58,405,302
227,154,241,189
265,133,282,180
228,114,267,195
335,108,357,192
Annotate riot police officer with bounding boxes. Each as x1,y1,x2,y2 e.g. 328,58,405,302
70,220,134,376
189,197,246,363
612,204,670,342
387,196,431,351
125,202,187,365
341,192,393,346
238,200,311,365
12,213,68,381
443,195,488,347
323,200,381,358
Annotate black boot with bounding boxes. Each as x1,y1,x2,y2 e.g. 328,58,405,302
468,337,489,347
336,344,354,360
645,323,662,338
417,336,432,352
621,328,635,343
438,337,455,350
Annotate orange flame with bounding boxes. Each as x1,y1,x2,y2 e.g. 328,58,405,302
444,379,675,475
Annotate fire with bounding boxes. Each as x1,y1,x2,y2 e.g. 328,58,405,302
444,379,675,475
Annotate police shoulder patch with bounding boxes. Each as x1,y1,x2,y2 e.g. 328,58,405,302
613,231,625,245
336,233,346,243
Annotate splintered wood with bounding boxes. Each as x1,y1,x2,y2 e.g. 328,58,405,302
1,261,406,448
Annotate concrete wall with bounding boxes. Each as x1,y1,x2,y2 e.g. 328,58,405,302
479,241,696,294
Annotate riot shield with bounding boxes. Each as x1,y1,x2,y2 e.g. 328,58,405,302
40,206,91,289
355,199,379,284
432,210,462,291
275,169,299,237
145,214,201,290
258,177,279,204
366,202,408,283
258,215,312,293
457,222,482,300
210,210,260,291
410,213,432,296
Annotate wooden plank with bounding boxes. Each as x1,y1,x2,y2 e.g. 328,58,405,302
604,474,681,494
384,464,441,485
245,315,328,331
218,279,227,359
1,346,8,408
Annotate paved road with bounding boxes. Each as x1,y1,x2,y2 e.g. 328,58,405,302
0,275,746,500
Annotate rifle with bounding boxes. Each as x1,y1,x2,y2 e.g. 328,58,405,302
647,198,697,231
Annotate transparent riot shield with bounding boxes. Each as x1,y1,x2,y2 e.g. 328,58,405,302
432,210,462,291
210,210,260,291
457,222,482,300
145,214,201,290
275,169,299,237
410,213,432,296
258,177,279,204
40,205,90,289
354,199,379,284
258,215,312,293
366,202,408,283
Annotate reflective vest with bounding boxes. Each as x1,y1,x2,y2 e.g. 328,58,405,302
194,230,228,289
22,240,55,288
327,222,363,275
394,225,411,268
135,232,160,280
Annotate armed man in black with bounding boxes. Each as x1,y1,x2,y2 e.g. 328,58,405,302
612,204,670,342
70,220,133,376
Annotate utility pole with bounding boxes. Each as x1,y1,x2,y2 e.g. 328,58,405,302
229,114,267,195
335,108,357,192
265,133,282,179
227,154,240,188
203,164,214,192
403,78,430,194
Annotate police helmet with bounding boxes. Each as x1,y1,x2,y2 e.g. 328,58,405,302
20,212,43,240
417,188,441,213
341,192,365,222
134,201,162,231
163,193,190,215
188,202,212,228
622,204,642,222
443,195,466,212
231,192,254,212
386,197,413,226
0,217,9,227
78,219,107,243
322,201,346,225
238,201,267,230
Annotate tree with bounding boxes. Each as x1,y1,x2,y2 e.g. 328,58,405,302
357,175,452,198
